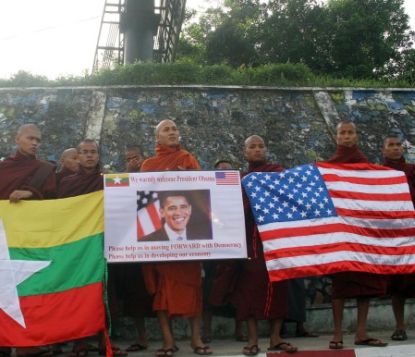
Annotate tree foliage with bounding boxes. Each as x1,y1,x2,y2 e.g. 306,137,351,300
178,0,414,80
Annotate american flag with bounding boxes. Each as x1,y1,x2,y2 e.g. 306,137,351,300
136,191,162,239
215,171,240,185
241,163,415,282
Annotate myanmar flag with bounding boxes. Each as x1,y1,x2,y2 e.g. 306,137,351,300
0,191,106,346
105,174,129,187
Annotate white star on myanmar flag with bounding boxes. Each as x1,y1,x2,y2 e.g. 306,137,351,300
112,176,122,184
0,219,51,328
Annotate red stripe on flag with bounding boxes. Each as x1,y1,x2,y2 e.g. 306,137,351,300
261,223,415,240
0,282,105,346
329,190,411,201
336,208,415,219
137,217,145,238
317,162,393,171
147,203,161,230
323,174,407,185
264,243,415,260
267,261,415,282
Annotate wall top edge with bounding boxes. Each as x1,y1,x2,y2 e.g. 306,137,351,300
0,84,414,92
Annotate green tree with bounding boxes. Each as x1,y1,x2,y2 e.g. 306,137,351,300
177,7,225,64
324,0,414,78
178,0,414,80
258,0,327,67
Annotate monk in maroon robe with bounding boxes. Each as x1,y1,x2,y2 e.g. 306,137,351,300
383,135,415,341
204,160,246,343
231,135,297,355
140,119,211,357
327,121,387,349
55,148,79,185
120,146,153,352
57,139,126,357
0,124,56,202
0,124,56,357
57,140,103,197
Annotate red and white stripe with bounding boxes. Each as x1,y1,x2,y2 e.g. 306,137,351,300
260,162,415,282
136,200,162,238
216,172,240,185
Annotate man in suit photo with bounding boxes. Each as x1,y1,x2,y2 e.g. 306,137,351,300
142,191,209,241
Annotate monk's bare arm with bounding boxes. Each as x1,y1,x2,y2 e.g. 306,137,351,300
9,189,34,203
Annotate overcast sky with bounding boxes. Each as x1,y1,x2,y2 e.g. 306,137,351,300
0,0,413,80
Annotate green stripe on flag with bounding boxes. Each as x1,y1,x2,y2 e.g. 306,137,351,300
9,233,105,297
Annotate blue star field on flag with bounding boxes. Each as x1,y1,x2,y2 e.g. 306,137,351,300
242,164,337,225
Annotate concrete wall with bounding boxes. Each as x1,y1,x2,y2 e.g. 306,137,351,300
1,85,415,336
2,86,414,170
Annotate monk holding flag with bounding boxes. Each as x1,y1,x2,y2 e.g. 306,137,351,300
140,119,211,357
58,139,126,357
231,135,297,355
327,121,388,350
0,123,56,357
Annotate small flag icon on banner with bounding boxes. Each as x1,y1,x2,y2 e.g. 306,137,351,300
215,171,240,185
105,173,130,187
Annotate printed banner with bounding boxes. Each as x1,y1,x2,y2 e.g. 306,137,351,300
104,170,247,262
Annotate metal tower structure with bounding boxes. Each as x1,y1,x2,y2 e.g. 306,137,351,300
92,0,124,72
154,0,187,63
92,0,187,73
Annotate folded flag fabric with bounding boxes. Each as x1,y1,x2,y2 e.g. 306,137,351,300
241,162,415,282
0,191,106,346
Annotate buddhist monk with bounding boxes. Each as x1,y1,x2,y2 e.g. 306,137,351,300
0,123,56,202
56,148,79,185
58,139,126,357
125,145,145,172
327,121,387,349
0,123,56,357
140,119,211,357
120,145,153,352
231,135,297,355
57,139,103,197
202,159,247,344
382,135,415,341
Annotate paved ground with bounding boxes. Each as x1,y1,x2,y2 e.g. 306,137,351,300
45,330,415,357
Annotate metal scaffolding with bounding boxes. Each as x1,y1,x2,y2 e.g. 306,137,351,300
92,0,125,73
154,0,187,63
92,0,186,72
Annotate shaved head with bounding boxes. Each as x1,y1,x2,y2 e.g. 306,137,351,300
244,135,265,147
59,148,79,173
16,123,41,137
15,123,41,156
336,121,357,147
60,148,77,160
155,119,180,147
244,135,266,162
336,121,356,132
155,119,176,136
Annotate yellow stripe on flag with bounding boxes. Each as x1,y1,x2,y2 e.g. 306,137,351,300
106,173,129,180
0,191,103,248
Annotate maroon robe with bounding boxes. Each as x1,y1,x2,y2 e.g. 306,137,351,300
328,145,387,299
56,167,77,186
113,165,154,320
384,156,415,298
0,151,56,199
231,161,288,320
57,166,103,198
